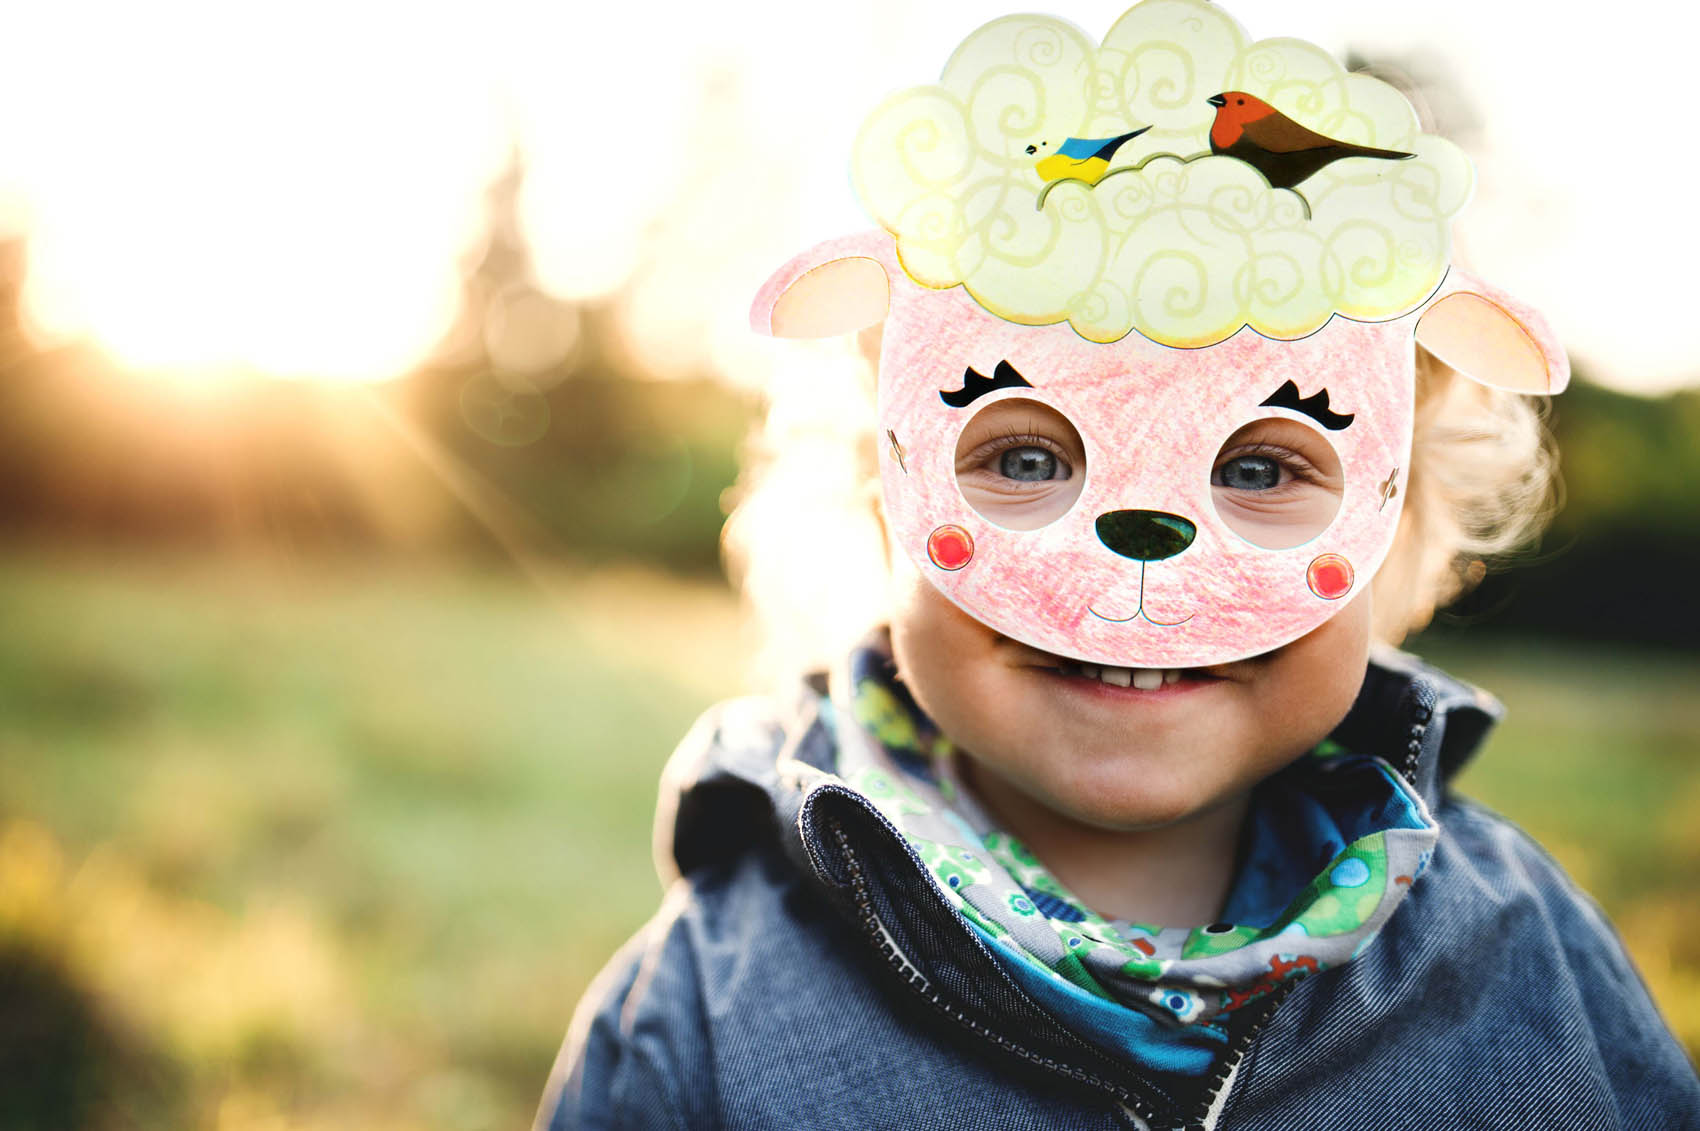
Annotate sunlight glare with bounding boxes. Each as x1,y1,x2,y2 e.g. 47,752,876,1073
5,0,507,383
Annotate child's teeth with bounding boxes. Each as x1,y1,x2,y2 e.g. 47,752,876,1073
1077,665,1184,689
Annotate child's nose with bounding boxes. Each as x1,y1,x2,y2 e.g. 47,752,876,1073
1095,510,1197,561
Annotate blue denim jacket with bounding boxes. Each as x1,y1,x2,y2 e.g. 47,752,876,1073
538,651,1699,1130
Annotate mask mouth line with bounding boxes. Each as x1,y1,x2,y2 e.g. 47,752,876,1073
1086,562,1195,628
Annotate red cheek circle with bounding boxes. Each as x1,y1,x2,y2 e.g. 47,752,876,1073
1307,553,1354,600
927,524,975,571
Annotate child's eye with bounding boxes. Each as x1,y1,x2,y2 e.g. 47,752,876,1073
1210,441,1322,493
966,434,1073,484
999,445,1067,482
953,397,1087,531
1209,421,1344,549
1213,454,1282,491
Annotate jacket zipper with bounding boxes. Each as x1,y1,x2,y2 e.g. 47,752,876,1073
828,816,1300,1131
1185,981,1293,1129
1399,697,1433,785
829,818,1169,1128
1193,1055,1239,1131
1183,690,1424,1126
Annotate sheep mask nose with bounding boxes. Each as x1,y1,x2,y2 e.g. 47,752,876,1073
1096,511,1196,562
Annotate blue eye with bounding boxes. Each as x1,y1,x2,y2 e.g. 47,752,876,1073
1000,447,1062,481
1214,455,1281,490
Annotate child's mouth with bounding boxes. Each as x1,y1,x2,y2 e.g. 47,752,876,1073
1044,660,1225,691
999,635,1242,691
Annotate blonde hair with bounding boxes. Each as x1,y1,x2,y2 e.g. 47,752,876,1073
1372,347,1559,642
723,337,1557,686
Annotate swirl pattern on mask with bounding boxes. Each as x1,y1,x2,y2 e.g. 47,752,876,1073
850,0,1472,347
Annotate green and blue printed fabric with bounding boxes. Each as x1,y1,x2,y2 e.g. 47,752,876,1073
827,642,1438,1077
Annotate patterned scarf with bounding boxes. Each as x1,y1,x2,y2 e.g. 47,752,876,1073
827,638,1438,1030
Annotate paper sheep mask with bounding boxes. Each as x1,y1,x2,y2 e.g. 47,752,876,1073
751,0,1568,669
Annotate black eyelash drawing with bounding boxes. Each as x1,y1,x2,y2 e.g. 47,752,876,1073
1259,380,1354,430
940,360,1034,408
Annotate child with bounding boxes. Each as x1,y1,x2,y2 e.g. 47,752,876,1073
537,4,1699,1127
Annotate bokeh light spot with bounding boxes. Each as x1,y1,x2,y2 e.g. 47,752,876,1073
459,374,549,447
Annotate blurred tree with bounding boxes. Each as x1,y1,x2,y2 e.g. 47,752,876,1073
401,147,752,573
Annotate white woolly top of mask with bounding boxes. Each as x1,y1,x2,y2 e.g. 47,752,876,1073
851,0,1474,348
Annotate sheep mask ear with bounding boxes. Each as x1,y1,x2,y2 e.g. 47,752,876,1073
1414,269,1570,395
750,232,896,339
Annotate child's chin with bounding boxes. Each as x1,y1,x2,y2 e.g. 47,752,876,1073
971,728,1247,825
1042,782,1239,834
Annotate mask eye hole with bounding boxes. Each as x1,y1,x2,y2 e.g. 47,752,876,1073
1210,417,1345,549
954,397,1087,531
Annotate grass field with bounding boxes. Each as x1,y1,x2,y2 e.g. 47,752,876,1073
0,548,1693,1129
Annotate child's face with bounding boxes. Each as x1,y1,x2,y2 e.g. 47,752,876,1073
887,547,1371,832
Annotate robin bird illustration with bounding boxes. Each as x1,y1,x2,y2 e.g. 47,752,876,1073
1206,92,1413,189
1028,127,1151,186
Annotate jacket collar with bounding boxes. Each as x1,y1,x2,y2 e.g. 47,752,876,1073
652,648,1498,1127
1335,644,1502,810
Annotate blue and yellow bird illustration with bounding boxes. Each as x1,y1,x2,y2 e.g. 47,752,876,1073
1027,127,1151,186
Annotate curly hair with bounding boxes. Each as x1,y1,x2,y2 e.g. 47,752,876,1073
1371,346,1559,642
